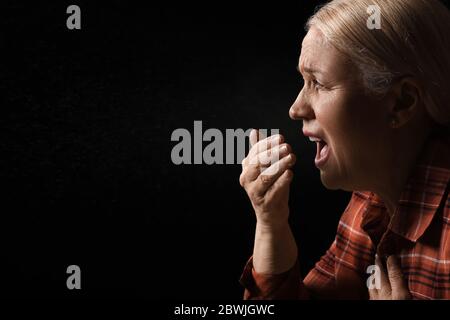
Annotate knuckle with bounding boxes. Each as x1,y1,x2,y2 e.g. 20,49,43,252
239,173,245,187
284,143,292,152
279,143,288,152
259,174,272,185
285,154,296,167
389,271,403,281
383,288,392,298
253,198,264,208
247,188,258,201
281,155,291,166
249,156,260,167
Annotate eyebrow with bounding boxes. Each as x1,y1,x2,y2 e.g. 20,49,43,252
297,65,323,75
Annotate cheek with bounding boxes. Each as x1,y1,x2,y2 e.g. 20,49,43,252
315,93,377,165
329,93,385,143
315,92,357,142
347,93,388,134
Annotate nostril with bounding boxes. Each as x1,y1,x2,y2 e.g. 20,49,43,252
290,101,313,121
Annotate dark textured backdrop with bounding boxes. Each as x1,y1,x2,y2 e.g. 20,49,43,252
1,1,448,299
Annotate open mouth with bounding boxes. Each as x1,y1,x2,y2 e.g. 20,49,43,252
309,137,331,168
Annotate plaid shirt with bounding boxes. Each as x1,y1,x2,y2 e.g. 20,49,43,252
240,134,450,300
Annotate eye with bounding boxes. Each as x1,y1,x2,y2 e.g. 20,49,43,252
312,79,325,90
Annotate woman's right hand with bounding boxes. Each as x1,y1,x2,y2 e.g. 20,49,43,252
239,129,296,230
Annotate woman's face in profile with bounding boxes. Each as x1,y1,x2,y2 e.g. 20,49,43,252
290,28,394,191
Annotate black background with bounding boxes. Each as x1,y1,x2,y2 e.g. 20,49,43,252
1,1,448,299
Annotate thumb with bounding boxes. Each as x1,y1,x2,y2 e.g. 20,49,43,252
267,169,293,199
386,255,410,299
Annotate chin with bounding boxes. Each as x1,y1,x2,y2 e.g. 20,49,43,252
319,170,348,191
320,175,340,190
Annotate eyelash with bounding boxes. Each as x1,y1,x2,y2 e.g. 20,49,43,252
303,78,324,91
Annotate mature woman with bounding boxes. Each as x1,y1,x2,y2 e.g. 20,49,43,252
239,0,450,300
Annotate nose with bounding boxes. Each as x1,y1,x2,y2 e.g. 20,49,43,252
289,88,315,121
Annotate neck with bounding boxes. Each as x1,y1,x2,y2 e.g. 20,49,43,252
373,132,429,216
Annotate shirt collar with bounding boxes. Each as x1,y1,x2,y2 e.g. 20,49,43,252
369,134,450,242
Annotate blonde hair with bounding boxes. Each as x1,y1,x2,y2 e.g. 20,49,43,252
307,0,450,127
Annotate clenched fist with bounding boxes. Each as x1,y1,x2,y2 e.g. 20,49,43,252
240,129,296,230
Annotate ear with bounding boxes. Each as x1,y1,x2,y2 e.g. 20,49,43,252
388,77,423,128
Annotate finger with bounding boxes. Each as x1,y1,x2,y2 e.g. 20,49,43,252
243,144,291,184
242,129,260,167
240,163,263,187
265,169,293,200
375,255,391,295
368,288,378,300
242,129,260,166
249,129,259,147
387,256,410,299
248,143,292,168
248,134,284,159
253,153,296,196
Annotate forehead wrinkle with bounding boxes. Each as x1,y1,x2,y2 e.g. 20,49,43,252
299,29,334,77
299,50,323,76
299,45,315,73
299,35,326,75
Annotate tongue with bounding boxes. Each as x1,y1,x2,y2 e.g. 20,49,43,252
320,143,329,158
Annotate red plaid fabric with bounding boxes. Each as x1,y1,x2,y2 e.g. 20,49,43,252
240,134,450,300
